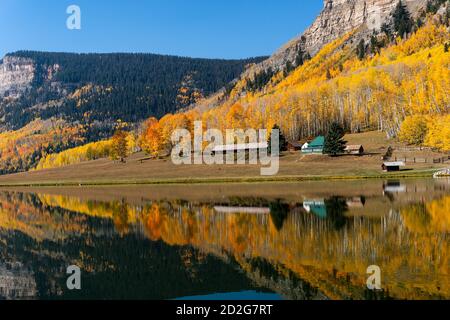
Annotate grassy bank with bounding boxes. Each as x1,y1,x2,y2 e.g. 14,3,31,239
0,168,439,188
0,132,446,187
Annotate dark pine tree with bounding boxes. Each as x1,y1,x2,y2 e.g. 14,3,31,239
393,0,413,38
268,125,288,154
370,35,379,54
323,122,347,156
283,61,295,77
357,39,366,60
381,22,392,39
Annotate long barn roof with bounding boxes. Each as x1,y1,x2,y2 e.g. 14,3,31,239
213,142,268,152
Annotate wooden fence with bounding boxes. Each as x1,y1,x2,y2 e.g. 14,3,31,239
388,156,450,164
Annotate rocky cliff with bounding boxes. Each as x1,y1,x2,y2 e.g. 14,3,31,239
0,56,35,99
255,0,428,72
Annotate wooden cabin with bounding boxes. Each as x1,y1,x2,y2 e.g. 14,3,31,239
302,136,325,154
287,141,303,152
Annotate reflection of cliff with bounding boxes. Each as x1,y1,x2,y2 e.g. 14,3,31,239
401,196,450,233
0,191,448,300
0,262,37,300
241,257,328,300
0,213,263,300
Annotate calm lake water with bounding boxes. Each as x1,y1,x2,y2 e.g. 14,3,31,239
0,178,448,300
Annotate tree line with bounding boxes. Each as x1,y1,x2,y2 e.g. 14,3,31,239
3,51,266,130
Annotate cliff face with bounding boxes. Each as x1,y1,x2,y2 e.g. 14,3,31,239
256,0,427,72
0,262,37,300
0,56,35,99
304,0,426,54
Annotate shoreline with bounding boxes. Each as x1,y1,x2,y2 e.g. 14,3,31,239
0,169,441,188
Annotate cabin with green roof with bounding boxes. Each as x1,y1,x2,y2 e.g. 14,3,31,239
301,136,324,154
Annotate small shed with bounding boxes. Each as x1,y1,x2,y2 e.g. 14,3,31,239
382,162,405,172
345,145,364,155
287,141,303,152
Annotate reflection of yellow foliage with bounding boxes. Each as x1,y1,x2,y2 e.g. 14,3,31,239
0,193,88,242
1,191,448,299
425,196,450,232
38,194,138,224
402,196,450,233
143,204,164,241
138,201,449,300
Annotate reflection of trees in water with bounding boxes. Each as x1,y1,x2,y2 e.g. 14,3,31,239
324,197,348,230
0,221,261,300
112,199,130,235
364,288,393,301
1,191,449,300
400,196,450,233
226,197,270,207
247,257,324,300
269,200,289,231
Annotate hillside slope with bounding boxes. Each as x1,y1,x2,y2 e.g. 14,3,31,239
192,0,431,114
0,131,446,186
1,0,448,176
0,52,265,131
183,2,449,151
0,52,265,173
262,0,428,71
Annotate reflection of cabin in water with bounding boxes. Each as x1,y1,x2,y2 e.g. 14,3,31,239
346,197,366,208
303,200,327,218
213,206,270,214
383,181,406,194
303,197,365,218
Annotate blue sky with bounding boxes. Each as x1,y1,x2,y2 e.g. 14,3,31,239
0,0,322,59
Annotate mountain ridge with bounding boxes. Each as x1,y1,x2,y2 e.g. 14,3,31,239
253,0,428,73
0,51,266,131
190,0,431,115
